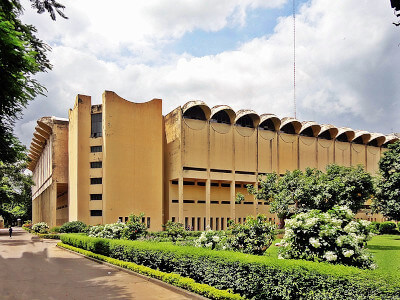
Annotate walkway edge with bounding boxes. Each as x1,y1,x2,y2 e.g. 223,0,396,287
56,244,208,300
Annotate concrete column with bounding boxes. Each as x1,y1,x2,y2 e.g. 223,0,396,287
206,178,211,228
230,181,236,222
178,177,184,223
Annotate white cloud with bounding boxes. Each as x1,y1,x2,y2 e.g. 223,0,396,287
15,0,400,146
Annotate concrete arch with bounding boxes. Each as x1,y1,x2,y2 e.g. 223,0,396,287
336,127,355,142
318,124,339,140
182,100,211,120
300,121,321,137
352,130,371,144
210,105,236,124
235,109,260,128
259,114,281,131
383,135,400,147
280,117,302,134
368,133,386,147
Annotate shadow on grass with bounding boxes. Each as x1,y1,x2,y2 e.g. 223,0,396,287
368,245,400,251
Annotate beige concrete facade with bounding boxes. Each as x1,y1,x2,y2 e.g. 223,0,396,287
28,92,400,230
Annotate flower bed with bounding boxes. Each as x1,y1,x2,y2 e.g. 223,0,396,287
61,233,400,300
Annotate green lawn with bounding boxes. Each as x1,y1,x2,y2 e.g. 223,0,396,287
265,235,400,276
367,234,400,276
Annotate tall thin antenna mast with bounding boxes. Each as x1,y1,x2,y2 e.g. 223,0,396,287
293,0,296,118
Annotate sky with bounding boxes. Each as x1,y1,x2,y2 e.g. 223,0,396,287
16,0,400,146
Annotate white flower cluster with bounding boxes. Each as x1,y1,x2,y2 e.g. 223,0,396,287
194,229,224,250
278,205,376,269
88,223,127,239
32,222,49,233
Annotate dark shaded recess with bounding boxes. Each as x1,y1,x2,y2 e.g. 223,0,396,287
352,136,366,145
211,110,231,124
319,130,332,140
280,123,296,134
368,139,379,147
183,106,206,120
336,133,349,142
300,127,314,137
259,119,275,131
236,115,254,128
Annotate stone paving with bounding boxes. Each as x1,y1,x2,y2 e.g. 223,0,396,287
0,228,193,299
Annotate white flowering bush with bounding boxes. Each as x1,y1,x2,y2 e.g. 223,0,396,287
88,223,127,239
32,222,49,233
194,229,227,250
278,206,376,269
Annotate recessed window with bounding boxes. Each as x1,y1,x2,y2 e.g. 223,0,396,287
124,217,128,222
172,199,179,203
197,182,206,186
211,110,230,124
90,178,102,185
352,136,365,145
236,115,254,128
147,217,151,229
336,133,349,142
90,210,102,217
90,146,102,153
183,200,195,203
183,106,206,120
319,130,332,140
90,194,102,200
172,217,176,222
259,119,275,131
221,183,230,188
91,113,102,137
90,161,102,168
300,127,314,137
211,182,219,187
280,123,296,134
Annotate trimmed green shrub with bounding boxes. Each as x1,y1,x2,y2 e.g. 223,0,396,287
227,214,276,255
61,233,400,300
58,242,244,300
49,226,61,233
164,221,186,242
32,222,49,233
368,222,380,234
60,221,87,233
279,206,375,269
120,213,147,240
379,222,398,234
37,233,60,239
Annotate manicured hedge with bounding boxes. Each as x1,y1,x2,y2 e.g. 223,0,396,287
58,242,243,300
379,222,398,234
61,234,400,300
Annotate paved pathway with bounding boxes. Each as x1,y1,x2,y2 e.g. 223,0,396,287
0,228,193,300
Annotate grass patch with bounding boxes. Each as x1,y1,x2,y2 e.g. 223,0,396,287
367,235,400,277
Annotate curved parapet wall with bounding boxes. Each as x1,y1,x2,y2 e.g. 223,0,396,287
336,127,355,143
300,121,321,137
352,130,371,144
368,133,386,147
235,109,260,128
182,100,211,120
210,105,236,124
318,124,338,140
259,114,281,131
280,117,302,134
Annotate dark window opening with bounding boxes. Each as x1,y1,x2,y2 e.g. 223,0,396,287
90,146,102,152
183,166,207,172
352,136,365,145
300,127,314,137
142,217,145,223
221,201,230,204
238,218,241,223
191,217,195,230
210,218,213,230
118,217,123,222
211,200,219,204
90,161,102,168
183,181,195,185
318,130,332,140
216,218,219,231
90,178,102,185
235,171,255,175
172,217,176,222
183,200,195,203
280,123,296,134
90,210,102,217
235,183,241,188
236,115,254,128
204,217,206,230
221,218,224,230
336,133,349,142
211,110,231,124
147,217,151,229
368,139,379,147
259,119,275,131
211,182,219,187
183,106,206,120
185,217,189,229
210,169,232,173
197,182,206,186
197,217,201,231
90,194,102,200
172,199,178,203
91,113,102,137
125,217,128,222
197,200,205,204
221,183,230,188
244,202,253,205
172,180,178,185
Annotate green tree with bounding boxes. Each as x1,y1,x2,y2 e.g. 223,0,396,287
0,0,66,163
0,159,33,225
247,164,374,228
374,141,400,221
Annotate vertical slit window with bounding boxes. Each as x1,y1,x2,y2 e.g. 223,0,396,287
91,113,102,137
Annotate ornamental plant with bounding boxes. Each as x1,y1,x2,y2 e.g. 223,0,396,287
60,221,87,233
32,222,49,233
194,229,226,250
164,220,186,242
279,206,376,269
227,214,276,255
88,223,127,239
120,213,147,240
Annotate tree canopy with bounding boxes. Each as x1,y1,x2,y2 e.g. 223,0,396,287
374,141,400,221
247,164,374,228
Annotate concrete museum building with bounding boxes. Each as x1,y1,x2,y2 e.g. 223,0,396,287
27,91,399,230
